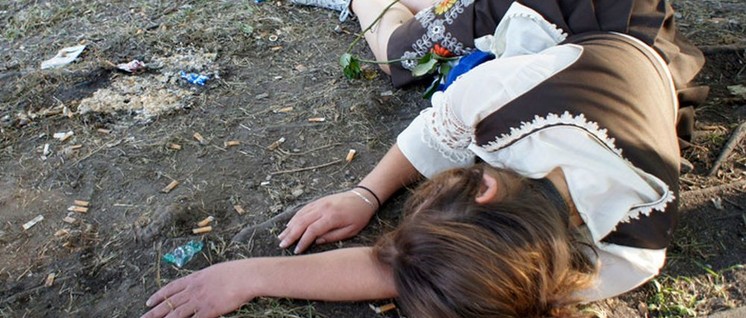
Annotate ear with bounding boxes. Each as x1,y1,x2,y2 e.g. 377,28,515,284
475,173,500,204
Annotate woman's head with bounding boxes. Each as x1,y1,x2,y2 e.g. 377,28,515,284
374,165,597,318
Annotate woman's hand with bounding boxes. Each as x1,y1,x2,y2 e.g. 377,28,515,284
140,260,259,318
278,191,377,254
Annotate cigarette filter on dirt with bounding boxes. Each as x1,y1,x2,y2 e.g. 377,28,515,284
54,229,69,237
369,303,396,314
44,273,56,287
267,137,286,150
192,226,212,234
168,143,182,150
233,204,246,215
161,180,180,193
307,117,326,122
97,128,111,134
68,206,88,213
193,132,205,143
73,200,89,207
224,140,240,147
275,106,293,113
63,216,77,224
53,131,74,142
22,215,44,230
345,149,356,163
197,216,214,227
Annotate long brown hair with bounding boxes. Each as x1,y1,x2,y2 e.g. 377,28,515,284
373,165,597,318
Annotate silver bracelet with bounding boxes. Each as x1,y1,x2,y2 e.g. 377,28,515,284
350,189,376,209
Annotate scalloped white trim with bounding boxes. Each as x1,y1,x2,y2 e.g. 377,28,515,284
620,190,676,224
474,2,567,57
482,111,622,157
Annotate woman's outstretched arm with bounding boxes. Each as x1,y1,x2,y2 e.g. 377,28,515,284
141,247,396,318
278,144,422,253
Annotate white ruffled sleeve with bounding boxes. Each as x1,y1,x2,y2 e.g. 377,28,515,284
396,92,476,178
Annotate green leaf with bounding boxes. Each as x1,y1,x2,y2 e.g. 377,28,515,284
412,58,438,78
422,75,441,100
340,53,361,79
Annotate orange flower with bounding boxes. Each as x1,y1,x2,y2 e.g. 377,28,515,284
431,44,454,57
434,0,458,15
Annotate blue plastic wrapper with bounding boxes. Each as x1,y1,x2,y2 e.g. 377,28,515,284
163,240,204,268
179,71,210,86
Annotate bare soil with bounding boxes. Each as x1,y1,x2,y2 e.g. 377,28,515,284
0,1,744,317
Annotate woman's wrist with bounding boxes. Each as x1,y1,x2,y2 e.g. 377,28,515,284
353,185,382,208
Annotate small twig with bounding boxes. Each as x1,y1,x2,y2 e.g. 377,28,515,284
681,180,746,200
70,139,123,167
708,121,746,176
270,159,344,175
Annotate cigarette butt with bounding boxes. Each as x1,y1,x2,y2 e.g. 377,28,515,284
233,205,245,215
161,180,180,193
345,149,356,163
192,226,212,234
63,241,73,249
70,144,83,150
197,216,214,227
97,128,111,134
44,273,56,287
63,216,77,224
22,215,44,230
73,200,89,207
53,131,74,142
267,137,286,150
67,206,88,213
54,229,69,237
275,106,293,113
168,143,182,150
370,303,396,314
307,117,325,122
193,132,205,143
224,140,240,147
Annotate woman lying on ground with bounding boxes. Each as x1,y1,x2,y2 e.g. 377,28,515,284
141,2,705,318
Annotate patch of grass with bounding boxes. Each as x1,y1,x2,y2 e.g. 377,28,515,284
228,298,324,318
646,264,743,317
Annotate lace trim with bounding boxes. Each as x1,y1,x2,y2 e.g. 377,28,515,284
420,106,474,163
619,190,676,225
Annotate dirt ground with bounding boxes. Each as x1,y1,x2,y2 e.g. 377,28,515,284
0,1,745,317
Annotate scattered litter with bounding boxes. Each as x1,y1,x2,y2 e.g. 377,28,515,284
224,140,240,148
74,200,89,207
268,34,278,42
267,137,286,150
380,90,394,97
44,273,56,287
68,206,88,213
162,240,204,268
161,180,180,193
345,149,356,163
711,197,724,210
168,143,182,150
69,144,83,151
42,143,51,160
233,205,246,215
369,303,396,314
62,216,77,224
193,132,205,143
180,71,209,86
197,216,214,227
307,117,326,123
22,215,44,230
255,93,269,100
295,64,308,72
97,128,111,134
274,106,293,113
116,59,146,73
53,131,74,142
728,84,746,99
54,229,69,237
260,181,271,186
192,226,212,234
41,45,86,69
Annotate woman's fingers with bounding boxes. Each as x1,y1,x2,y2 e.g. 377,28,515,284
315,225,357,245
293,218,334,254
278,211,322,249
